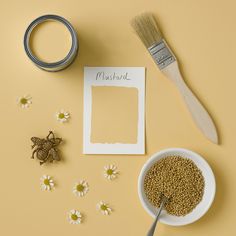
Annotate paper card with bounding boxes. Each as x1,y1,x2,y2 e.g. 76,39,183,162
83,67,145,154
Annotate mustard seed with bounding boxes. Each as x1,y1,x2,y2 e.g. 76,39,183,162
144,156,205,216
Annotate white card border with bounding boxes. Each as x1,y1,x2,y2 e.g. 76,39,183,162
83,67,145,154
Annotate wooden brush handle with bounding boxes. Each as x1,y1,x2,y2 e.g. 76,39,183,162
162,61,218,144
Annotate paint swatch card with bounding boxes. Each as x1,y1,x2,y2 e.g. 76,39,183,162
83,67,145,154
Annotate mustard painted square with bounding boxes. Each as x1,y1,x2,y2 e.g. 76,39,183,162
91,86,138,144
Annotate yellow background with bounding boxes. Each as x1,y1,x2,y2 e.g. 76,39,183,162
0,0,235,235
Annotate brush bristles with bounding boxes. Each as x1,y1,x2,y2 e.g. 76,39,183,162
131,13,163,48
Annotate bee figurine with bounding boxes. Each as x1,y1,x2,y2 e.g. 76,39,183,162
31,131,62,165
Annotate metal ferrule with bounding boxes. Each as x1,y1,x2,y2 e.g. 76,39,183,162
24,15,78,72
148,39,175,70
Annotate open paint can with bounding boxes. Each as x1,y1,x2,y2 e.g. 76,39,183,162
24,14,78,72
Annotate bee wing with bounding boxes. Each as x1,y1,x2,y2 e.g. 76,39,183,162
49,148,60,161
31,137,43,144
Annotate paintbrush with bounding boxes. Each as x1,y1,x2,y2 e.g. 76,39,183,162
131,13,218,144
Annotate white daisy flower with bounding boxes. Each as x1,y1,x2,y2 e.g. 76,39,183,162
40,175,55,191
104,164,118,180
97,201,112,215
68,209,82,224
73,180,89,197
55,109,70,123
17,95,32,108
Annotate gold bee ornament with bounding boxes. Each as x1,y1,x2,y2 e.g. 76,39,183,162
31,131,62,165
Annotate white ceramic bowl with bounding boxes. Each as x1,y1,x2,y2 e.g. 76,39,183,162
138,148,216,226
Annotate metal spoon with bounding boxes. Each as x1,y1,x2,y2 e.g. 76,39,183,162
147,196,168,236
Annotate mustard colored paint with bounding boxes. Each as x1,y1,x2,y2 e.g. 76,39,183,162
29,20,72,63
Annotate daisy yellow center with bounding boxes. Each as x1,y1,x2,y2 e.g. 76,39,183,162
107,169,113,175
76,184,85,192
20,98,28,104
71,214,78,221
58,113,65,119
44,179,50,185
101,204,108,211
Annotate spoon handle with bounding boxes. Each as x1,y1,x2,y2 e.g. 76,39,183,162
147,200,165,236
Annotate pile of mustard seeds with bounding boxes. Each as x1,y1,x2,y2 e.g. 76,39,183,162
144,156,205,216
